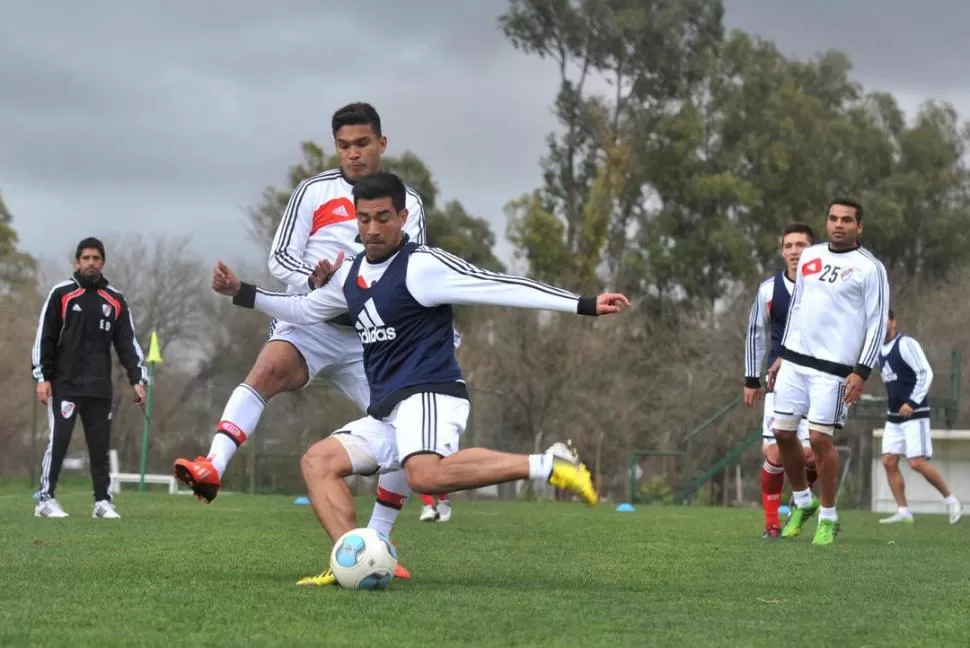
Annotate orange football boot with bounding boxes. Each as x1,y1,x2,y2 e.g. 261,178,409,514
395,563,411,579
173,456,221,503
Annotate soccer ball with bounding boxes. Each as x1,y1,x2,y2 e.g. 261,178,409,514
329,528,398,591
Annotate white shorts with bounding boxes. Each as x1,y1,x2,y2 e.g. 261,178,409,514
772,361,848,434
762,391,811,447
267,320,368,410
331,393,471,475
882,419,933,459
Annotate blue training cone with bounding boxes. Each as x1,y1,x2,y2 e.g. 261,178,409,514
294,495,310,505
616,502,635,513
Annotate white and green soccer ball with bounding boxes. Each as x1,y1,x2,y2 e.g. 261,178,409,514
330,527,398,591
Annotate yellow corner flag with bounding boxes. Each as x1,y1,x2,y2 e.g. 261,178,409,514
146,330,164,364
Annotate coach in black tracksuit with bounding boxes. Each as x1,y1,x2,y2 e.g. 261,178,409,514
31,237,147,516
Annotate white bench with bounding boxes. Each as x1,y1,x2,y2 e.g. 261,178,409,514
108,449,179,495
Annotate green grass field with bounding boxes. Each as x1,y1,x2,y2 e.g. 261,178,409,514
2,483,968,648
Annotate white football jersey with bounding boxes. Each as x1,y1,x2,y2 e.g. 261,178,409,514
781,242,889,376
268,168,426,293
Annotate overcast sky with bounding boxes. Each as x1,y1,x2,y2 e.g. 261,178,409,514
3,0,969,272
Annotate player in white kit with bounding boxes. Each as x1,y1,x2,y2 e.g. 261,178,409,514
772,199,889,545
173,103,422,582
877,309,962,524
743,223,817,539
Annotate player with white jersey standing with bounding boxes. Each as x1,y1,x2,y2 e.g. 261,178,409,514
877,309,962,524
743,223,818,539
212,171,628,585
173,103,423,582
771,198,889,545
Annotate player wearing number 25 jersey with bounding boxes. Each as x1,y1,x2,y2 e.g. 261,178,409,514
773,198,889,546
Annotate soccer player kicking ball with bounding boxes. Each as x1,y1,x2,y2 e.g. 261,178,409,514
877,309,962,524
770,199,889,545
213,171,629,585
173,103,424,582
743,224,819,539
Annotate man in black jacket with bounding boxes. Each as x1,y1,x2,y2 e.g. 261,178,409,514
31,237,148,518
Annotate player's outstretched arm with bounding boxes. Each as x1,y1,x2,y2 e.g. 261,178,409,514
212,260,350,325
406,247,630,316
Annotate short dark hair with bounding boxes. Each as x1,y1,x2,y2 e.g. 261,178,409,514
828,198,864,223
782,222,816,243
75,236,105,261
888,309,895,320
352,171,406,212
332,102,382,137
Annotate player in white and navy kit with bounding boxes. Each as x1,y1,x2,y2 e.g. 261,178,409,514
214,171,629,585
877,309,962,525
772,199,890,545
173,104,423,581
743,223,817,538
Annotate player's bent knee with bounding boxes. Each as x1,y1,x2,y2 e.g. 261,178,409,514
246,341,307,396
403,453,444,494
882,454,900,469
300,438,353,479
907,457,929,471
772,429,798,444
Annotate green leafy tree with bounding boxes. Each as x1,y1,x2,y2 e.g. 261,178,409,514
0,192,37,294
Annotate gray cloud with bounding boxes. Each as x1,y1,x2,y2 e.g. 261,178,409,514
723,0,970,96
2,0,968,274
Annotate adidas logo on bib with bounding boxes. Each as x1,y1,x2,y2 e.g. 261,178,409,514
356,298,396,344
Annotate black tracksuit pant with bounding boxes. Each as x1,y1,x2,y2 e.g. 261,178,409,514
39,394,113,502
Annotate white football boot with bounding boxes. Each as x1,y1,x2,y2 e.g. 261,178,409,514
879,511,914,524
92,500,121,519
545,441,579,463
419,504,438,522
947,499,963,524
436,499,452,522
34,498,69,518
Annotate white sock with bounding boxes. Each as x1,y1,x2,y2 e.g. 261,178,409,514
793,488,813,509
207,384,265,477
944,495,959,505
898,506,911,516
208,434,237,477
819,506,838,521
368,471,410,538
528,454,554,481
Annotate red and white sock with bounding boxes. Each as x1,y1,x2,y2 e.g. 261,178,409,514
761,460,786,528
207,384,265,477
368,471,410,538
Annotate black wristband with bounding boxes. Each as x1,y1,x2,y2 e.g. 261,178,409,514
577,296,598,316
853,364,871,380
232,282,257,309
744,377,761,389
